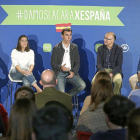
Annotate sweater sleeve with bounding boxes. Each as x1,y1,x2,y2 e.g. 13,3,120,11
11,49,19,67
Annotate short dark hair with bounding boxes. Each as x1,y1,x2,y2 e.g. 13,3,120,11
103,95,135,127
45,101,73,129
16,35,30,52
127,108,140,140
112,33,116,40
33,101,72,140
15,86,35,102
61,28,72,35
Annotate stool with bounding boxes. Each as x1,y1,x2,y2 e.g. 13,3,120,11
73,95,79,123
6,74,22,110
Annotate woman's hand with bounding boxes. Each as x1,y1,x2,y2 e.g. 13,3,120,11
21,70,27,75
25,70,32,76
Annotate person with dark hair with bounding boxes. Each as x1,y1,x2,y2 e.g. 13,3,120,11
0,98,37,140
32,101,73,140
51,28,85,97
90,95,135,140
92,32,123,94
80,71,111,115
9,35,42,92
14,86,35,102
76,79,113,133
35,69,73,112
127,108,140,140
0,104,8,135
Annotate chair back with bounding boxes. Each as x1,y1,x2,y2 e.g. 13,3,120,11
77,131,93,140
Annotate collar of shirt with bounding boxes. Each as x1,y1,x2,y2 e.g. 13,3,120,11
106,43,114,51
62,42,70,52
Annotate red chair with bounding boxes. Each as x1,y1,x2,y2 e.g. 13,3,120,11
77,131,93,140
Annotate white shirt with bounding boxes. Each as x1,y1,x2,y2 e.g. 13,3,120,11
10,49,35,71
61,43,71,70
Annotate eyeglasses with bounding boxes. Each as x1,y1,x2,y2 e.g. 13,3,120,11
104,37,113,40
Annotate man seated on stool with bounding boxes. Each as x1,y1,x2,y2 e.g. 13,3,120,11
35,69,73,113
129,57,140,90
91,32,123,94
51,28,86,96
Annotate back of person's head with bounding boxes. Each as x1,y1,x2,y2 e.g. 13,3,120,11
45,101,73,129
14,86,35,102
94,71,111,83
127,108,140,140
33,101,73,140
90,79,113,111
104,95,135,128
7,98,37,140
40,69,56,86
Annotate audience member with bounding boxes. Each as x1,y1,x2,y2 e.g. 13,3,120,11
80,71,111,115
0,104,8,134
32,101,73,140
35,69,73,112
90,95,135,140
128,89,140,108
127,108,140,140
76,79,113,133
14,86,35,102
1,98,37,140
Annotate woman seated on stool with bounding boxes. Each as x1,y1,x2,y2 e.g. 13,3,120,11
80,71,111,115
9,35,42,93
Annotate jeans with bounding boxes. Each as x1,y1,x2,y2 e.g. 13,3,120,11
10,68,36,87
56,71,86,97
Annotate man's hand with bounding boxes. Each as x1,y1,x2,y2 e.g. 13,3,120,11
61,64,70,72
109,73,113,78
67,71,74,78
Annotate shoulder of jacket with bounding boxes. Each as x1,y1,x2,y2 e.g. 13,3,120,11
53,42,62,49
71,43,78,48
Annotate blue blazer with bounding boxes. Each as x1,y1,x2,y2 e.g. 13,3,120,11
97,43,123,76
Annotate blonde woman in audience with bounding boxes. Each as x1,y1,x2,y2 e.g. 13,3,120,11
0,98,37,140
80,71,111,115
76,79,113,133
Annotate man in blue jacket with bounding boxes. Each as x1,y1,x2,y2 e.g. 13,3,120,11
92,32,123,94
